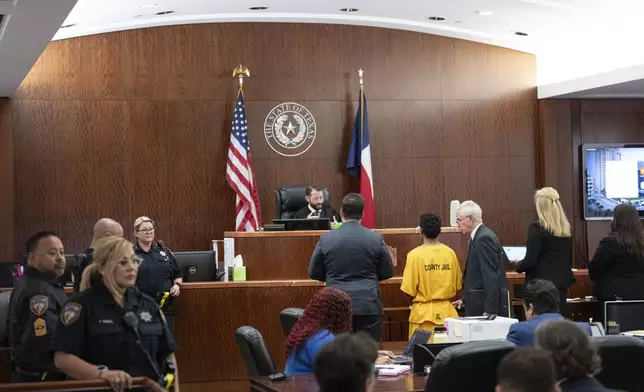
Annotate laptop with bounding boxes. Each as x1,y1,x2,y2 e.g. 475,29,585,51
392,329,432,365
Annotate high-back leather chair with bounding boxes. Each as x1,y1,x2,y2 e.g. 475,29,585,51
425,340,515,392
0,290,11,346
235,326,276,377
279,308,304,337
593,335,644,391
275,185,331,219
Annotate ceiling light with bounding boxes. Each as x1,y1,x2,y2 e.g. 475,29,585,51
60,23,77,28
427,16,446,21
249,6,268,10
139,4,158,8
477,11,493,16
156,10,175,15
514,31,528,36
340,8,359,12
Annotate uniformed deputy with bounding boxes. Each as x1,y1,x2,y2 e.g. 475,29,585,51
52,236,178,392
73,218,124,293
8,231,68,382
133,216,183,332
400,213,463,341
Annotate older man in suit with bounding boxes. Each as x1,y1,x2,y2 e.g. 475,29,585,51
308,193,394,341
452,200,509,317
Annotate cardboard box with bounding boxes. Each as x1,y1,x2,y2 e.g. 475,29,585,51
445,316,518,342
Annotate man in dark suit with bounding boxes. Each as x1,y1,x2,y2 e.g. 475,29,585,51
308,193,394,341
295,185,340,223
507,279,591,347
452,200,509,316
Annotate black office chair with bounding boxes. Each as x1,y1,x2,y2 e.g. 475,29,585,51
235,326,277,377
0,290,11,346
425,340,515,392
592,335,644,392
274,185,331,219
279,308,304,337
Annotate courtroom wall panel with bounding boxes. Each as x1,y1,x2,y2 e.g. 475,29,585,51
12,23,537,257
0,98,13,260
538,99,644,267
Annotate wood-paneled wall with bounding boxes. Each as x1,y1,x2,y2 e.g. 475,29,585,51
538,99,644,266
11,23,537,257
0,98,13,260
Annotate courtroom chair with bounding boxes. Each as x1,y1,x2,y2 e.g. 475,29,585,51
279,308,304,337
592,335,644,391
425,340,516,392
235,326,277,377
0,290,11,346
275,185,331,219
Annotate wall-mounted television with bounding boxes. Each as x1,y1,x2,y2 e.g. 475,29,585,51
582,144,644,220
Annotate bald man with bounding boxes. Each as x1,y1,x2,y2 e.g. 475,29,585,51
72,218,124,292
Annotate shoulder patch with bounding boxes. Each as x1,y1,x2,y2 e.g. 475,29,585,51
30,295,49,317
61,302,82,326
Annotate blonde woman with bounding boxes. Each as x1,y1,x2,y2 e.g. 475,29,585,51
515,187,573,315
52,236,178,392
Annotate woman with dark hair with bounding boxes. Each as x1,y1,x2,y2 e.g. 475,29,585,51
285,287,391,376
589,203,644,301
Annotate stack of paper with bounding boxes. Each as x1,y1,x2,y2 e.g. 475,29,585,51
375,364,411,377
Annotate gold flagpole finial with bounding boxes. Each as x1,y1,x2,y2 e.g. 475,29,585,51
358,69,364,86
233,64,250,88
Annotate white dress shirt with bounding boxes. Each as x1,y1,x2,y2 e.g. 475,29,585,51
471,223,483,240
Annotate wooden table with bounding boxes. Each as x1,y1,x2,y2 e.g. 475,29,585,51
251,374,427,392
224,227,466,280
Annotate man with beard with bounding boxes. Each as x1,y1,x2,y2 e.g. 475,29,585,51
295,185,340,223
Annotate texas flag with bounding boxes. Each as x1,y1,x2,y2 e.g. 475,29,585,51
347,89,376,228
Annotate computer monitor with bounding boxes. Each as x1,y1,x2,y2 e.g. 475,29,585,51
174,251,218,282
272,218,331,231
403,329,433,356
60,254,78,287
605,300,644,334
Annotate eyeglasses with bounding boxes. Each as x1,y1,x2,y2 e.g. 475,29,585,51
137,228,154,233
456,216,471,224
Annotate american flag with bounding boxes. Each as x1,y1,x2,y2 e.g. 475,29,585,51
225,91,263,231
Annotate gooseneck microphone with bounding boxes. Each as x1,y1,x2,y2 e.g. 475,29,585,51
122,311,165,384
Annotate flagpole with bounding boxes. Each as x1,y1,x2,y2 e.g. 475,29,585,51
232,64,250,93
358,69,364,147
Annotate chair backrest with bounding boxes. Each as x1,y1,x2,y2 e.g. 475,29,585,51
279,308,304,337
275,185,331,219
0,291,11,346
425,340,515,392
592,335,644,391
235,326,276,377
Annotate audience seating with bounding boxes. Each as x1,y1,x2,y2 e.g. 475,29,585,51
425,340,515,392
279,308,304,337
592,335,644,392
274,185,331,219
235,326,276,377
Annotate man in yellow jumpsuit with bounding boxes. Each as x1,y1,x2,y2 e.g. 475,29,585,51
401,212,462,340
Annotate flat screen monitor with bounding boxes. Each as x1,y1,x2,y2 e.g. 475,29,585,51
174,251,218,282
605,300,644,333
60,254,78,287
403,329,432,356
582,144,644,220
272,218,331,231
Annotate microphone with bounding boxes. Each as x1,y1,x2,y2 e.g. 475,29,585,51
122,312,165,384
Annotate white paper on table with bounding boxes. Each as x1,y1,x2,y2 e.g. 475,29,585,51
223,238,235,282
503,246,527,262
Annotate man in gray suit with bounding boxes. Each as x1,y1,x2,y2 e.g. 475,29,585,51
308,193,394,341
452,200,509,317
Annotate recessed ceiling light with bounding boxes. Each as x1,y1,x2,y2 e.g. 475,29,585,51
60,23,77,28
134,15,143,18
139,4,158,8
156,10,175,15
427,16,446,21
249,6,268,10
454,20,463,24
477,11,493,16
340,8,359,12
514,31,528,36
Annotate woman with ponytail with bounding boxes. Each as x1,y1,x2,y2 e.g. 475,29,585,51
52,237,178,392
515,187,574,315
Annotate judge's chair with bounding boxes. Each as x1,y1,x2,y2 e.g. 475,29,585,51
274,185,332,219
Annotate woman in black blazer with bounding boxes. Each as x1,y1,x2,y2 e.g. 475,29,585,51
515,187,574,315
589,203,644,302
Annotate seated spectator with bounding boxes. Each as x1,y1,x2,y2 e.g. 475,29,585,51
536,320,618,392
496,348,558,392
314,332,378,392
285,287,391,376
507,279,591,347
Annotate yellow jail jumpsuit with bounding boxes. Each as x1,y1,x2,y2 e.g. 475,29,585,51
400,243,462,341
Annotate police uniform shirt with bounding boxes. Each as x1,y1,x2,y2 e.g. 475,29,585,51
52,277,177,381
134,243,182,301
8,266,68,373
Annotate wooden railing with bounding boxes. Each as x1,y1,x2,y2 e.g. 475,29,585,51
0,377,167,391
